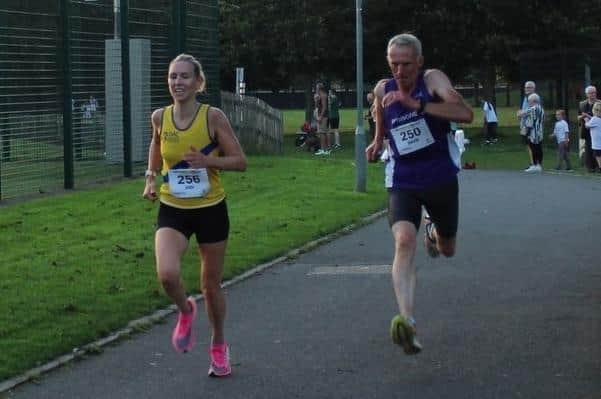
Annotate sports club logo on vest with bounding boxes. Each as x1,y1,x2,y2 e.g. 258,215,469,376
161,130,179,142
389,90,427,126
391,111,418,126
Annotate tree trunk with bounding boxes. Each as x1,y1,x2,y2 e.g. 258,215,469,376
480,63,497,106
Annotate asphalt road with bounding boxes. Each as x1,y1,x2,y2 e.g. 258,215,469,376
6,170,601,399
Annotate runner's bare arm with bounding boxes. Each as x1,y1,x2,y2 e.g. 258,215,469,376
372,80,388,143
366,80,389,162
147,109,163,172
423,69,473,123
142,108,164,201
184,107,247,171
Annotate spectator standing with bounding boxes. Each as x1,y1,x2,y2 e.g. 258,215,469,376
577,85,598,172
549,109,572,171
584,101,601,172
328,89,342,149
482,98,498,144
89,95,98,113
315,84,330,155
523,93,545,172
517,81,538,167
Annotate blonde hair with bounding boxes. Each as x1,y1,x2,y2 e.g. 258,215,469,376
387,33,422,56
169,53,206,93
592,101,601,115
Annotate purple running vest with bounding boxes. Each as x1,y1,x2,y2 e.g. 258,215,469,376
383,73,460,190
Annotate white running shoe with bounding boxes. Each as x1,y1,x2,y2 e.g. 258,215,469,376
524,165,537,172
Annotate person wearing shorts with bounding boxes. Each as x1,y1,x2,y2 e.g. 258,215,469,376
366,33,473,355
328,89,342,149
143,53,247,377
315,84,331,155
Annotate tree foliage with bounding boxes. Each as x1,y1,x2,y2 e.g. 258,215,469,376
219,0,601,91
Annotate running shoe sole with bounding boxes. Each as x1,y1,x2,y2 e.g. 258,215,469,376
208,364,232,378
171,298,197,353
390,315,422,355
423,218,440,258
208,347,232,377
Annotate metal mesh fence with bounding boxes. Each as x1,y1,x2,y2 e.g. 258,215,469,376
0,2,63,198
186,0,220,107
0,0,223,201
70,1,118,183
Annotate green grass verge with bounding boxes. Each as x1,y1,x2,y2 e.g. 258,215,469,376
459,126,585,172
0,133,386,381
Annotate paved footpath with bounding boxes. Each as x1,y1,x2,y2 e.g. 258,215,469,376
6,171,601,399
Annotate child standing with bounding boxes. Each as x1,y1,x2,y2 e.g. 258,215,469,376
549,109,572,171
482,98,498,144
584,101,601,172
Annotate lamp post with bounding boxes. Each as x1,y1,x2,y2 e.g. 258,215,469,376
114,0,120,38
355,0,366,192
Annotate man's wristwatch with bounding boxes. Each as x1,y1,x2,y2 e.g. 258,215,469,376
145,170,157,178
417,98,427,113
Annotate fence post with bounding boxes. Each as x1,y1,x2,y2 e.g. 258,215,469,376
173,0,186,54
120,0,132,177
0,120,3,200
60,0,74,189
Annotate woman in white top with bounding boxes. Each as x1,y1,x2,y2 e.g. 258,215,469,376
584,101,601,171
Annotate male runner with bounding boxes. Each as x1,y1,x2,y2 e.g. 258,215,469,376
366,33,473,354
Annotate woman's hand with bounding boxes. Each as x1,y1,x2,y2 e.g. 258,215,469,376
142,178,158,201
183,146,211,169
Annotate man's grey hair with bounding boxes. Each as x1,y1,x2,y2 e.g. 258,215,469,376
387,33,422,56
524,81,536,89
585,85,597,94
528,93,540,103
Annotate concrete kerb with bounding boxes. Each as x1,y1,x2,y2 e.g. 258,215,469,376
0,209,387,394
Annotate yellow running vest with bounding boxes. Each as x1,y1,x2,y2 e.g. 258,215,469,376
159,104,225,209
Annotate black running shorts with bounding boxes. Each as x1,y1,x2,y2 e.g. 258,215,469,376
387,177,458,238
328,117,340,129
157,200,229,243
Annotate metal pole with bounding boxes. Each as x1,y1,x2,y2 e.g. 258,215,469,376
61,0,74,189
114,0,121,38
354,0,366,192
120,0,132,177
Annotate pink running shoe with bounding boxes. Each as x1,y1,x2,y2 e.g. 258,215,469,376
171,297,197,353
208,343,231,377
